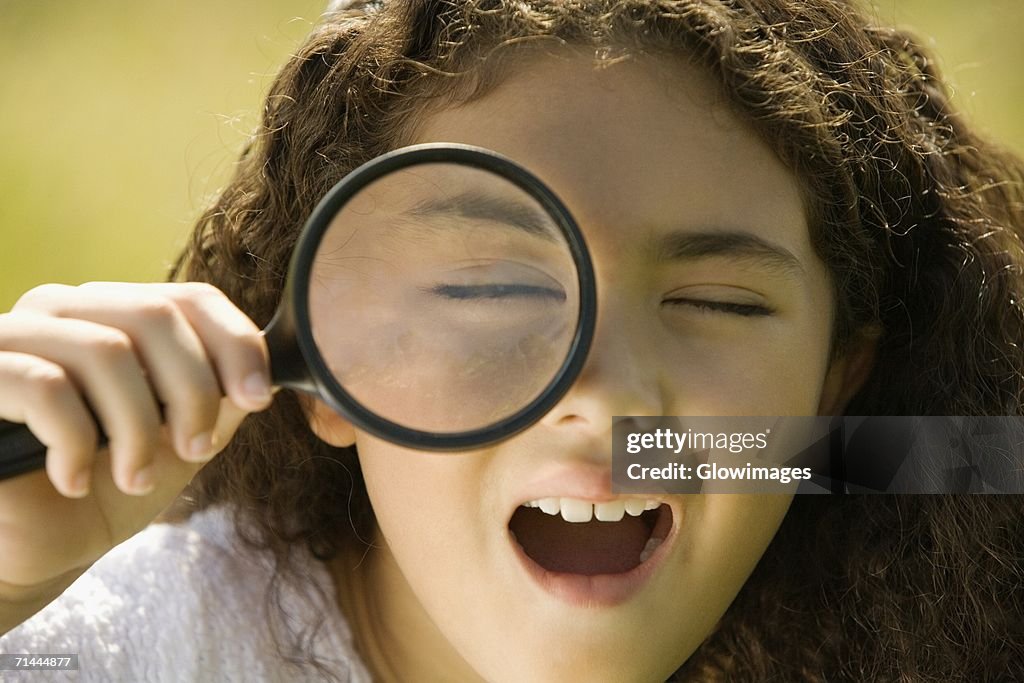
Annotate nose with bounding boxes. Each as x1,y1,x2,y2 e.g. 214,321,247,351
541,294,666,432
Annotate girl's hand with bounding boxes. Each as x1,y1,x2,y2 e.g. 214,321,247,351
0,282,272,605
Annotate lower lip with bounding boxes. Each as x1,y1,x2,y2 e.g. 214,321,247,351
508,507,678,608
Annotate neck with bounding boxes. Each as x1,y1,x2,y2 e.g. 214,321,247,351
331,530,484,683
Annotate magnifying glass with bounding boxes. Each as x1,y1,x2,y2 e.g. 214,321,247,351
0,143,596,479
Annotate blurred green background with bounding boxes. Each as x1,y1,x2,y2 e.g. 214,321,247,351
1,1,1022,311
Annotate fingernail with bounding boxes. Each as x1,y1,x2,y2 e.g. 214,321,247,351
188,432,213,462
68,471,90,498
131,466,155,495
242,372,272,405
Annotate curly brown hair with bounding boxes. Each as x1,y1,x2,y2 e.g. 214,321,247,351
168,0,1024,680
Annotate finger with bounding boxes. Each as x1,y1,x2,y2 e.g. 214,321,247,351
0,351,98,497
0,315,162,495
208,395,251,458
73,283,272,414
32,286,225,463
133,282,272,413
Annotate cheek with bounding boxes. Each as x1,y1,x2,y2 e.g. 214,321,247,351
660,291,836,414
650,494,793,666
661,329,832,415
684,494,792,583
356,435,497,568
359,438,454,528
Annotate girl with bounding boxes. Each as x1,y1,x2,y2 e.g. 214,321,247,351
1,0,1023,680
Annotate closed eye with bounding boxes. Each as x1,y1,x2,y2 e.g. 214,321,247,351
663,298,773,317
427,283,567,302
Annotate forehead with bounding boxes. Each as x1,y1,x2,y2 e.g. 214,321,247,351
404,50,813,263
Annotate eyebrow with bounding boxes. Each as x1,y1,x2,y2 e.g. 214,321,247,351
402,190,561,242
653,230,805,278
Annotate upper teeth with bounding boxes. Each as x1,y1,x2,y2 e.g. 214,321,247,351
522,498,661,523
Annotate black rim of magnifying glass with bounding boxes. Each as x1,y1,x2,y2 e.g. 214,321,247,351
280,142,596,451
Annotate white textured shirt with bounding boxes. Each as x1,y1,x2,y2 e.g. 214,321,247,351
0,506,371,682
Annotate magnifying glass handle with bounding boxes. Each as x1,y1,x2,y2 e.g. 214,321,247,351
0,420,54,480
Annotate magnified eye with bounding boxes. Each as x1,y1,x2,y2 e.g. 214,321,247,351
663,297,773,317
424,261,568,305
428,283,566,302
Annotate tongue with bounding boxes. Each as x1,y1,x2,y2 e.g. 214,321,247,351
509,507,652,575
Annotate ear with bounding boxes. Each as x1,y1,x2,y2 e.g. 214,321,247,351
817,327,880,416
304,397,358,447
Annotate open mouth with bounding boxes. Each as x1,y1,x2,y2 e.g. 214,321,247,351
508,498,674,576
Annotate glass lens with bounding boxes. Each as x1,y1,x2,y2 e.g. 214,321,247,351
308,162,580,434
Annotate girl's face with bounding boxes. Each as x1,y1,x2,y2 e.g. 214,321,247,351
313,52,870,682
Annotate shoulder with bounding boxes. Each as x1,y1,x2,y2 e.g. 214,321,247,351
0,506,370,682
